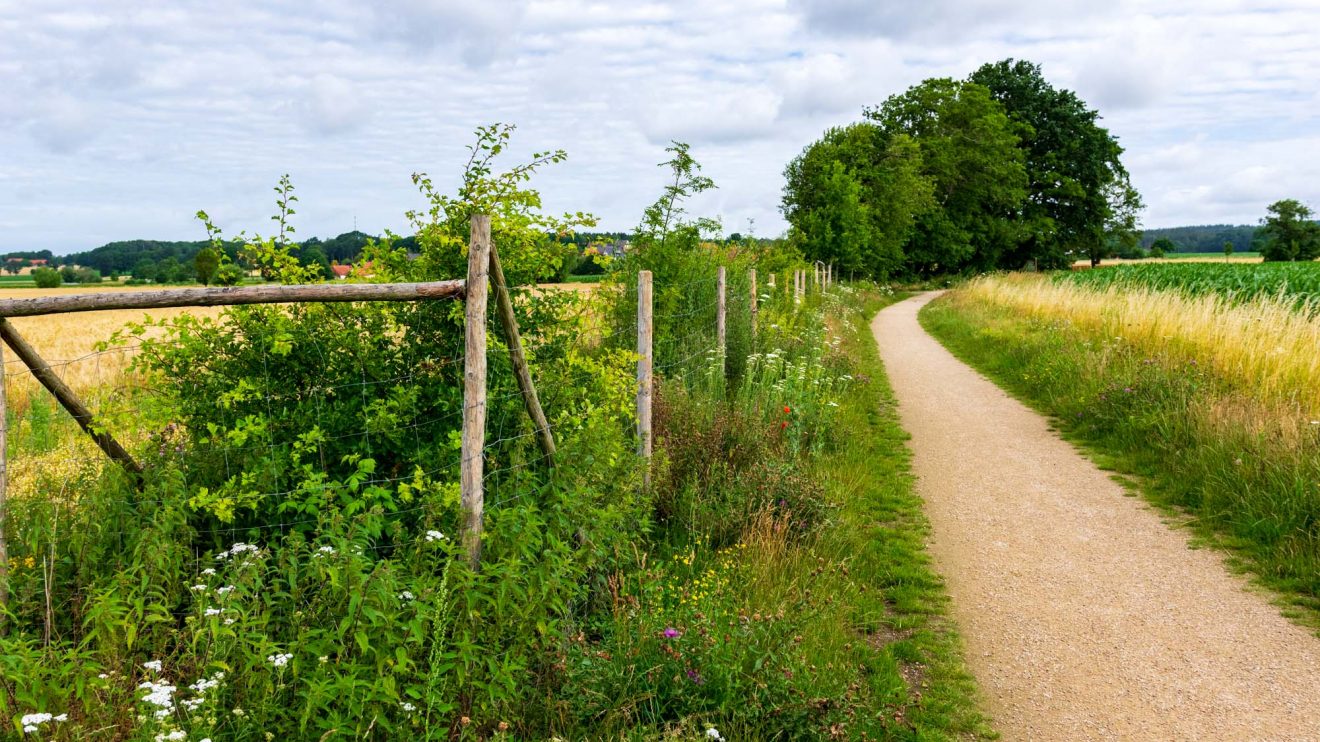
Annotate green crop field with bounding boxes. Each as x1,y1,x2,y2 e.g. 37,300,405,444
1058,262,1320,306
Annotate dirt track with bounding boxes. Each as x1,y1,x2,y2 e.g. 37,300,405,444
873,292,1320,741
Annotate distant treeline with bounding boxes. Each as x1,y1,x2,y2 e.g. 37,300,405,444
59,232,414,275
1138,225,1258,253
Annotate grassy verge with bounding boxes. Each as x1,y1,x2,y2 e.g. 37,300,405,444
920,284,1320,630
569,289,992,739
800,292,990,738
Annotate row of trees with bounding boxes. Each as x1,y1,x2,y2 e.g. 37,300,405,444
64,231,398,277
782,59,1142,279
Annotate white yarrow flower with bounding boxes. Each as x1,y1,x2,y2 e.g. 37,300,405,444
267,653,293,668
143,660,163,672
425,530,446,542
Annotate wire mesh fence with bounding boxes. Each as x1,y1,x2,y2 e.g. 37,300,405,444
0,229,835,646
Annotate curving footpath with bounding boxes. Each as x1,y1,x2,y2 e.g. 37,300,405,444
873,292,1320,741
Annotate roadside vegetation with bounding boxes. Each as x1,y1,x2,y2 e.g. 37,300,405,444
0,128,986,740
921,273,1320,627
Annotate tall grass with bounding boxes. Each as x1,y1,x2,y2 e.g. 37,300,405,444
965,273,1320,415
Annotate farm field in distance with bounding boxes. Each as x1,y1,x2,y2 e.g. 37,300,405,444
1058,260,1320,305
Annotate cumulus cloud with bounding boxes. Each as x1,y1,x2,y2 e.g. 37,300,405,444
295,75,374,136
365,0,530,66
1,0,1319,250
788,0,1110,40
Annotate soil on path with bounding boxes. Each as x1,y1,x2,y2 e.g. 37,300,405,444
873,292,1320,741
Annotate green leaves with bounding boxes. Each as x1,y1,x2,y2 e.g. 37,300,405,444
1259,199,1320,262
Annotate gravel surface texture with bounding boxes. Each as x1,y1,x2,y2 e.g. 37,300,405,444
873,292,1320,741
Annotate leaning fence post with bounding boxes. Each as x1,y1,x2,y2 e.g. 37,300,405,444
716,266,726,355
749,268,758,339
636,270,653,490
0,318,142,485
487,239,555,464
461,214,491,570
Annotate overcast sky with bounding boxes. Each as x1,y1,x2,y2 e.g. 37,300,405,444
4,1,1319,253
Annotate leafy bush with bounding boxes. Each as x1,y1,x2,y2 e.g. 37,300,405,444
73,267,103,283
31,267,61,288
215,262,245,286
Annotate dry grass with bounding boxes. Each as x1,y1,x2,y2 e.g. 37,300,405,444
962,273,1320,415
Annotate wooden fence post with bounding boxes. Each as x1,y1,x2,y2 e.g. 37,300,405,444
487,240,555,463
749,268,758,339
716,266,726,354
636,270,653,490
460,215,491,570
795,270,803,304
0,337,7,620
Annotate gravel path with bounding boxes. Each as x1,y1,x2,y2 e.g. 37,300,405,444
873,292,1320,741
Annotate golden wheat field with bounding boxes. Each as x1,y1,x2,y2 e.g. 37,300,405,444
960,273,1320,415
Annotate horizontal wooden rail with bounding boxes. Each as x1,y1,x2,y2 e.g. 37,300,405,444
0,280,466,318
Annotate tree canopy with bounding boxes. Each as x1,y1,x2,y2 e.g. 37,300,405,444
782,59,1142,278
1258,199,1320,262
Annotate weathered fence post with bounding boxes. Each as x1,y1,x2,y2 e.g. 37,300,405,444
460,215,491,569
636,270,653,490
487,240,555,463
0,337,7,620
749,268,758,338
716,266,726,354
795,270,803,304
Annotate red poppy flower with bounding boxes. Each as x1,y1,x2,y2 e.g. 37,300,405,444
783,405,791,414
780,421,788,429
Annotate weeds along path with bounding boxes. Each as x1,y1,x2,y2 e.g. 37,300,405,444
873,291,1320,741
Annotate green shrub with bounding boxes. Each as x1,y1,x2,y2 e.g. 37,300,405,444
214,263,245,286
31,267,61,288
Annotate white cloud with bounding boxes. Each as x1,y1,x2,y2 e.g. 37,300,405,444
1,0,1319,251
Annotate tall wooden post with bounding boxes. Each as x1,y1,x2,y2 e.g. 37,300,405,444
636,270,653,489
0,337,8,619
795,270,803,305
749,268,758,339
716,266,726,354
488,241,555,463
460,215,491,570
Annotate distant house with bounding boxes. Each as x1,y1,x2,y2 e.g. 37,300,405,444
29,258,47,266
329,261,374,280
